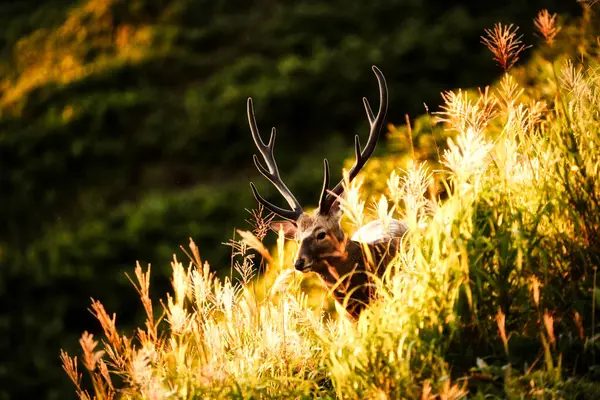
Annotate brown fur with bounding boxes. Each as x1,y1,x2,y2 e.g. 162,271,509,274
278,209,407,319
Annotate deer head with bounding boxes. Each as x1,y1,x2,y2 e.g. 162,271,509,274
247,66,388,274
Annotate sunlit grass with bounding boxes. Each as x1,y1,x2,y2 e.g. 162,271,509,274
62,12,600,400
0,0,156,110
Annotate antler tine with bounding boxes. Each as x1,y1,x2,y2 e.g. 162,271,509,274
247,98,304,221
249,183,301,221
317,159,330,212
319,66,388,214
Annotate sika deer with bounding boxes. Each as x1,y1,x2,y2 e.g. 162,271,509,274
247,66,407,318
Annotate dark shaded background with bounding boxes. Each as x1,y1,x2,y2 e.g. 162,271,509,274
0,0,580,398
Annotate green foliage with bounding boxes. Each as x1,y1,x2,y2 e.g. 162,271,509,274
0,0,586,398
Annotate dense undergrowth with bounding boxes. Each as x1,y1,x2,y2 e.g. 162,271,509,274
61,4,600,400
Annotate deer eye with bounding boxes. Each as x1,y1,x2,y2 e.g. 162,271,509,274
316,231,327,240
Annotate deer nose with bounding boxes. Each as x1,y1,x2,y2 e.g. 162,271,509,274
294,257,311,272
294,258,305,271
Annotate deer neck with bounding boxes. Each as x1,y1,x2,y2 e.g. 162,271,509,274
312,238,373,314
315,235,400,318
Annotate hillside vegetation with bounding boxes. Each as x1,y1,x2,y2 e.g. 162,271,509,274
61,4,600,399
2,1,584,398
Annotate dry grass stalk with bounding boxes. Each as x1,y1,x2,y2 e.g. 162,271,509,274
530,276,541,307
246,204,274,242
127,262,156,341
98,359,114,391
79,331,104,372
496,308,509,354
438,379,469,400
573,311,585,340
497,74,524,111
60,350,82,390
337,169,365,230
76,331,116,399
481,23,530,71
89,299,122,354
189,237,202,267
534,10,560,45
543,311,556,345
237,229,272,262
421,380,434,400
436,87,498,135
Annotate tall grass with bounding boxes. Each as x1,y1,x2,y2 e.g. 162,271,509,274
62,10,600,399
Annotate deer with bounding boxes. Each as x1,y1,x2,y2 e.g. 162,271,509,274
246,66,407,318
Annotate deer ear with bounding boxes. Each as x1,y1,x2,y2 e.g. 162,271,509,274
270,220,298,240
328,199,343,219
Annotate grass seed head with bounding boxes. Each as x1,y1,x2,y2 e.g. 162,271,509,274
481,23,531,71
534,10,560,45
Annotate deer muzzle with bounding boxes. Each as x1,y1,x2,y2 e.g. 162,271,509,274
294,256,312,272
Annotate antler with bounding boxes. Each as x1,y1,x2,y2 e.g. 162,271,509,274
247,98,304,221
318,65,388,214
